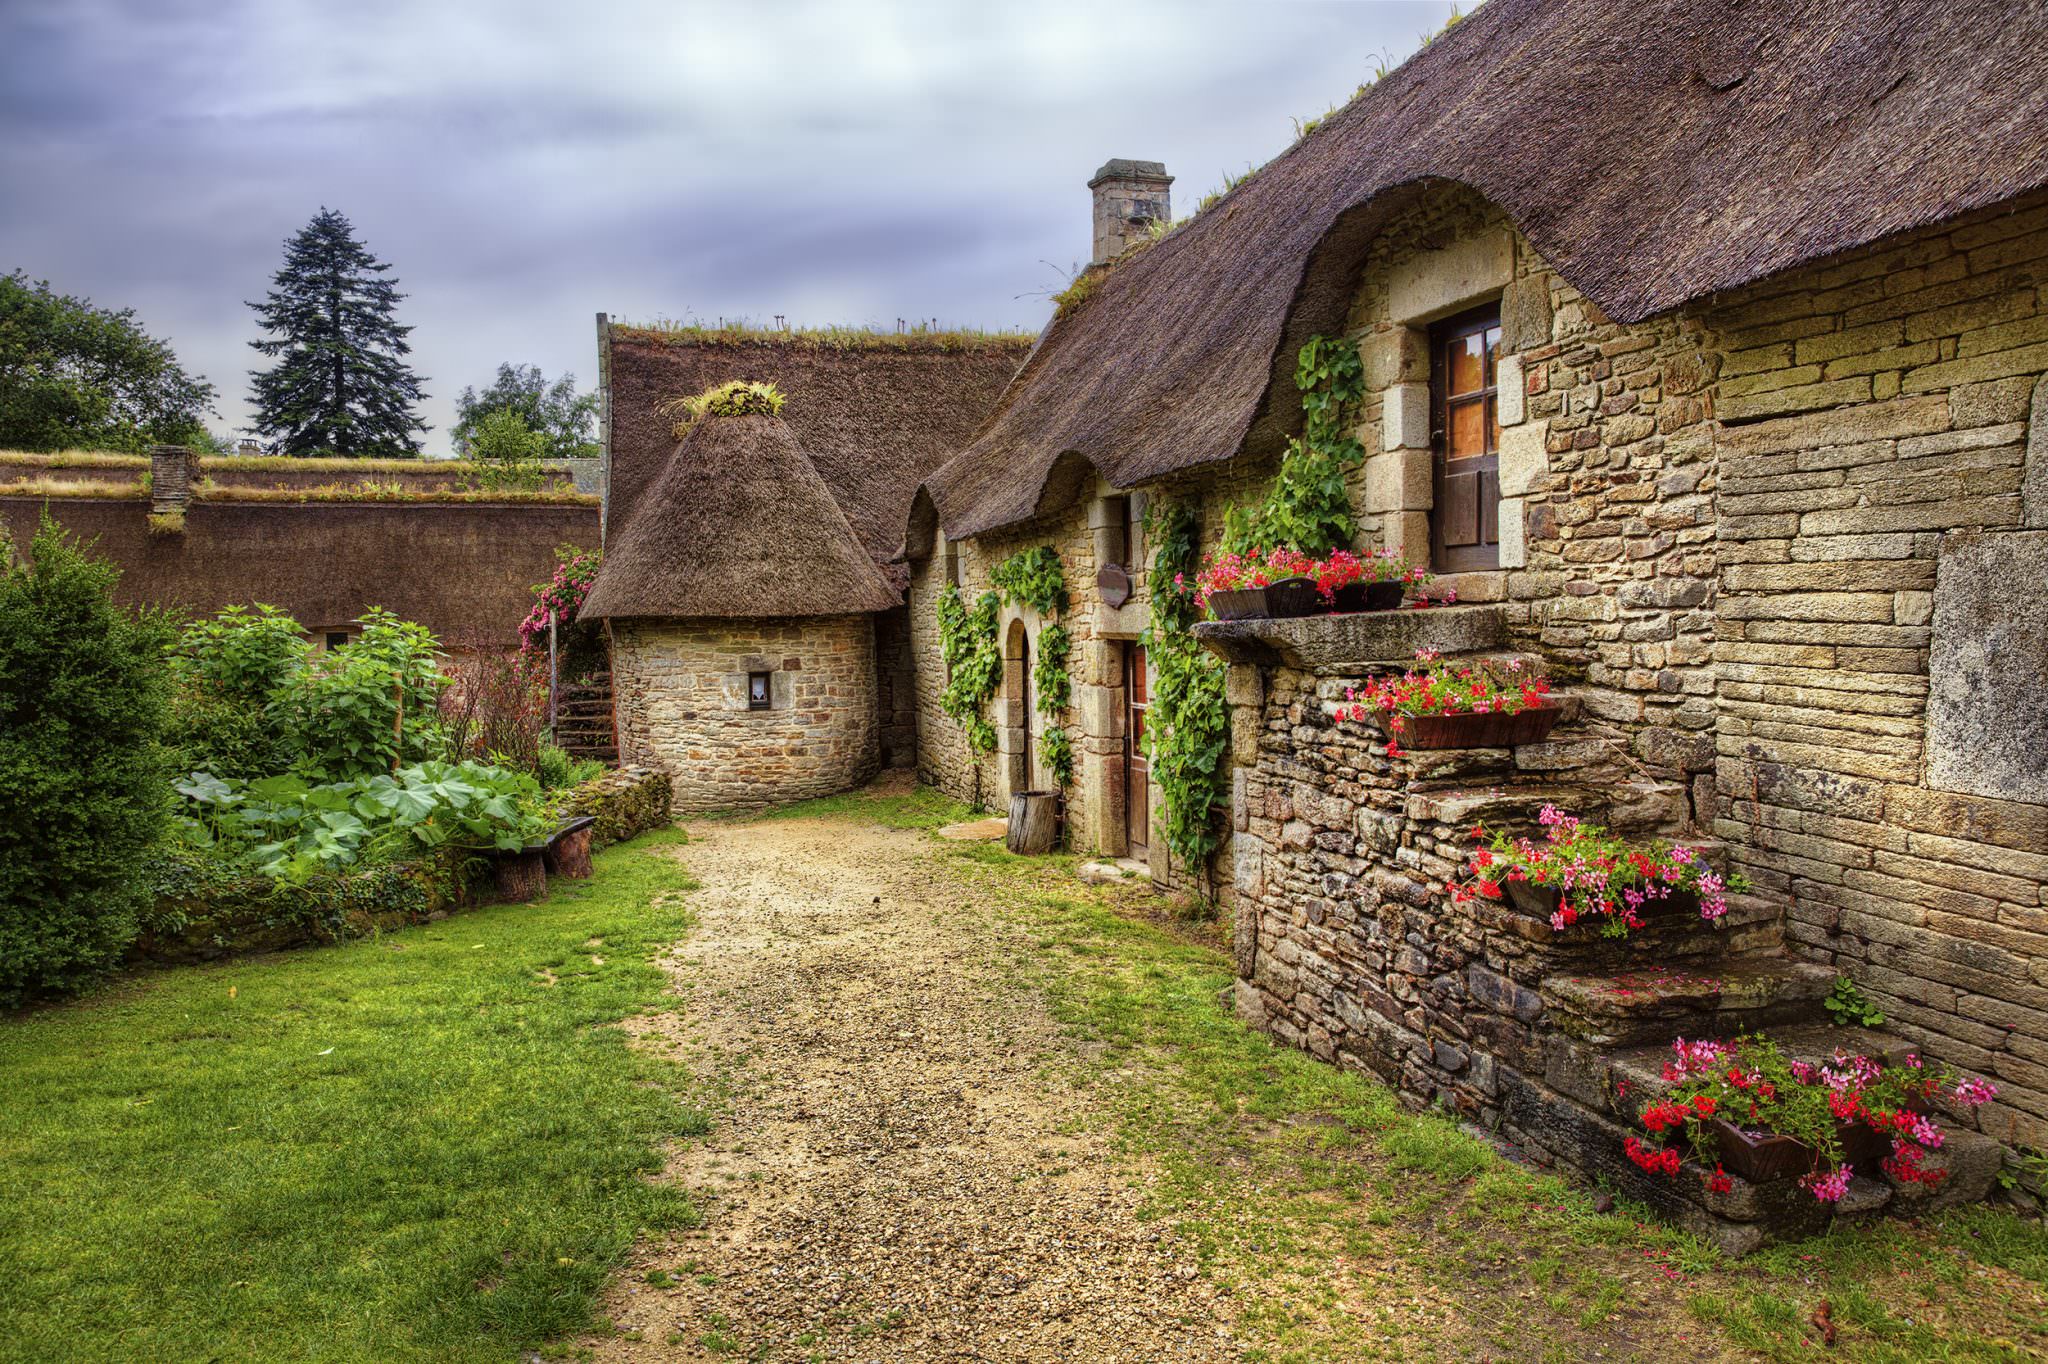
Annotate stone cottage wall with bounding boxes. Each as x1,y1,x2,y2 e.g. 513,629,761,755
610,614,878,812
1342,187,1722,830
910,460,1270,890
1697,190,2048,1152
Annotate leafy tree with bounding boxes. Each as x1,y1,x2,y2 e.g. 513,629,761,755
0,513,175,1003
451,363,599,460
463,407,546,491
247,208,428,458
0,270,217,452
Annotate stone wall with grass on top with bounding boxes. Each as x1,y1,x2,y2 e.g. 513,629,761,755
610,615,878,812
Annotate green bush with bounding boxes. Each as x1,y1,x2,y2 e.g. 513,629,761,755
535,743,603,791
0,513,176,1003
166,604,308,778
278,608,448,780
462,407,546,492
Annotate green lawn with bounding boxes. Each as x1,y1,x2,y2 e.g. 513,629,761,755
927,831,2048,1363
0,830,706,1364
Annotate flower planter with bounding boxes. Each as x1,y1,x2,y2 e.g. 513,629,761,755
1502,878,1701,921
1265,576,1322,619
1207,588,1271,622
1395,704,1561,750
1330,581,1405,613
1712,1120,1815,1183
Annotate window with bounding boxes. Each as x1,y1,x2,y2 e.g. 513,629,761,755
1430,303,1503,573
748,672,772,711
324,631,349,651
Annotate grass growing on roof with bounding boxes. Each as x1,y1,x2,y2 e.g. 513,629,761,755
0,829,708,1363
616,319,1037,353
654,379,786,438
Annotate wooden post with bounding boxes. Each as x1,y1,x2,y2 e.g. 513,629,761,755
1006,791,1060,855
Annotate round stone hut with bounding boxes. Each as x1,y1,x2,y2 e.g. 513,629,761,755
579,384,901,811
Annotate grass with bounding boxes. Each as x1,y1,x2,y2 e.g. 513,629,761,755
0,829,707,1364
613,318,1038,353
911,820,2048,1363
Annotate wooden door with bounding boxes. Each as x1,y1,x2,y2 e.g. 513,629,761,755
1123,642,1149,857
1430,305,1503,573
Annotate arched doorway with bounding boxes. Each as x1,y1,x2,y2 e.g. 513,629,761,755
1003,618,1032,796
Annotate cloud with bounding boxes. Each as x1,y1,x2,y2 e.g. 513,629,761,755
0,0,1456,448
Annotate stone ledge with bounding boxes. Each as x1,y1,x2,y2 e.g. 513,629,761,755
1195,604,1508,670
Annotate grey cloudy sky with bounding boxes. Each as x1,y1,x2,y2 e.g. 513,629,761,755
1,0,1455,452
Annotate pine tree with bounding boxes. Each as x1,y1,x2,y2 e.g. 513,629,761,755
246,208,428,457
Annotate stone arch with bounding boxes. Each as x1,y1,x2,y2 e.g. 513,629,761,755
1002,616,1034,797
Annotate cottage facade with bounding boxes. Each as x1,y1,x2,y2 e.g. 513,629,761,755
888,0,2048,1245
580,323,1027,810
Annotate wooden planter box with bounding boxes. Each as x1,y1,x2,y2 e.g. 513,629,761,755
1330,581,1405,613
1207,588,1270,621
1265,576,1321,618
1395,704,1561,750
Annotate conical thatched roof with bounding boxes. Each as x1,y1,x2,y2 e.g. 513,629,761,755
580,407,900,620
919,0,2048,541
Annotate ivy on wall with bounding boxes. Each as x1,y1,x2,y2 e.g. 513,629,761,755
1033,622,1073,786
991,545,1069,617
1140,500,1229,876
936,582,1000,754
1222,334,1368,557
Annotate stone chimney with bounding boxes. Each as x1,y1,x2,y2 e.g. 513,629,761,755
149,444,200,517
1088,159,1172,265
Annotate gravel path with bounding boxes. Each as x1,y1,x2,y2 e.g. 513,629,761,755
580,812,1237,1362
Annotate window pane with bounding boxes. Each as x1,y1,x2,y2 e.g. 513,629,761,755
1449,398,1487,457
1485,325,1502,383
1448,332,1485,394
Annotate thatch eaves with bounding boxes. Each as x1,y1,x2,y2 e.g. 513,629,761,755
920,0,2048,542
579,409,900,620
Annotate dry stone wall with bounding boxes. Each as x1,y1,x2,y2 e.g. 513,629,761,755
610,614,878,812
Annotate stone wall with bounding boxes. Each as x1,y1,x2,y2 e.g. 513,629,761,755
1217,608,2002,1253
1342,187,1723,829
1698,190,2048,1152
610,614,879,812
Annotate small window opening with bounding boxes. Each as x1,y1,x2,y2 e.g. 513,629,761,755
747,672,772,711
1103,495,1130,569
325,631,349,651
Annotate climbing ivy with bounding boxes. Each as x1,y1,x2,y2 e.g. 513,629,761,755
936,582,1001,754
1222,334,1368,558
991,545,1069,616
1032,622,1073,788
1038,725,1074,788
1140,499,1230,878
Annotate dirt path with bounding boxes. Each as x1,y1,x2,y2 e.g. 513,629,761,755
582,813,1236,1363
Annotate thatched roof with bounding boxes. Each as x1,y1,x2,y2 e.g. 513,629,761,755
604,325,1030,583
579,409,901,620
920,0,2048,541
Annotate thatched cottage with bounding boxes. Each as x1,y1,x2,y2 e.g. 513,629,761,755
884,0,2048,1247
579,322,1028,809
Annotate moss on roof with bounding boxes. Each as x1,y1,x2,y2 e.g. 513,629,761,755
612,319,1036,354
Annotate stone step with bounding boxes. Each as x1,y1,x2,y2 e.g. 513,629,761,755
1404,777,1692,838
1470,887,1786,966
1541,953,1835,1048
